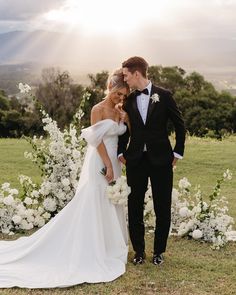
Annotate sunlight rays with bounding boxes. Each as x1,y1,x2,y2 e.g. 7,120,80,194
43,0,173,35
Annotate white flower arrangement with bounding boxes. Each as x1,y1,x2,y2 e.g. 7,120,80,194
143,170,235,249
171,170,234,249
0,88,89,235
100,168,130,205
150,93,160,103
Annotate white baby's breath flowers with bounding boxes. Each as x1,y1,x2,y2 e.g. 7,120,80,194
223,169,232,180
178,177,191,189
24,197,33,205
43,198,57,212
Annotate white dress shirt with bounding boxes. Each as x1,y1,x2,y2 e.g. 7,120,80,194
136,82,152,124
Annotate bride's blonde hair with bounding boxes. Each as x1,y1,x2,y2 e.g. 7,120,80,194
107,69,129,94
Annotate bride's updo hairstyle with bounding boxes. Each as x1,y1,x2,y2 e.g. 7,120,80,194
107,69,129,94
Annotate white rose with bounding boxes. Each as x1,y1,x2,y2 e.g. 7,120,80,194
192,229,203,239
42,212,51,220
34,216,45,227
31,190,39,198
2,228,10,234
10,189,19,195
179,207,190,218
1,182,10,190
178,223,189,236
24,197,33,205
12,215,22,224
3,195,15,206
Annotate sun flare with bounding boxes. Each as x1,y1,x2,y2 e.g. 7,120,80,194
44,0,170,34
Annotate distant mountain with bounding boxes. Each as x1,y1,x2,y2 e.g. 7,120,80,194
1,30,236,69
0,30,71,67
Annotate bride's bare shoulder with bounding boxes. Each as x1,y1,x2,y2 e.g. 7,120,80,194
91,102,105,123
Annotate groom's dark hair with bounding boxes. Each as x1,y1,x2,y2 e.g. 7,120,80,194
122,56,148,78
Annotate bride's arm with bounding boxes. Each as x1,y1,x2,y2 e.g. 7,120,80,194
91,106,114,183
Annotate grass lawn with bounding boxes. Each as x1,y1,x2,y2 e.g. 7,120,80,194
0,136,236,295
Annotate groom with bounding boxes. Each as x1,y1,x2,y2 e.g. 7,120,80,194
118,56,186,265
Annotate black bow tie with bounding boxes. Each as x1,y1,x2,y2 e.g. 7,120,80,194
136,88,149,95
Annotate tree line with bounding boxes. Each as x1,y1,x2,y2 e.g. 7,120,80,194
0,66,236,138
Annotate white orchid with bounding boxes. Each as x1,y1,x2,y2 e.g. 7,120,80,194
18,82,31,93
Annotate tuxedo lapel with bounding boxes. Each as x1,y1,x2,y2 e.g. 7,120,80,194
146,85,157,124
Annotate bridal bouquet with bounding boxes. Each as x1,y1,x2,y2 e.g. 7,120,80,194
100,168,130,205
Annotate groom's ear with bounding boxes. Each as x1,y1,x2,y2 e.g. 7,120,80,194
135,70,142,79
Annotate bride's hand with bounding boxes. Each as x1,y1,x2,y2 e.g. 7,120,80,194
115,103,128,123
120,111,129,123
105,166,114,183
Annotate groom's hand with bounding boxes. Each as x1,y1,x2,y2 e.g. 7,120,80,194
172,157,178,170
118,155,126,165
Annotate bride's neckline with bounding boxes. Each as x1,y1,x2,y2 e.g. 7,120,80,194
102,118,119,124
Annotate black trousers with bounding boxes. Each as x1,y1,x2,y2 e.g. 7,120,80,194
126,152,173,255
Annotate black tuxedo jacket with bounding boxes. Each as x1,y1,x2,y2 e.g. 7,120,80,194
118,85,186,166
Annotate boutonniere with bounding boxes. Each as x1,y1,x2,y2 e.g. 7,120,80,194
150,93,160,103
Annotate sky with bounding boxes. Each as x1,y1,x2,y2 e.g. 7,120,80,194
0,0,236,76
0,0,235,38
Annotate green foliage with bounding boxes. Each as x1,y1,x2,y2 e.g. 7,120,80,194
0,90,44,138
148,65,185,93
1,65,236,138
0,89,10,110
81,71,109,127
36,68,86,129
148,66,236,138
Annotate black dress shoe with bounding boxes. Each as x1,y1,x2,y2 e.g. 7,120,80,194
152,253,164,265
133,252,146,265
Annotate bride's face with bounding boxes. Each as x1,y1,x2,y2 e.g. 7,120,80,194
110,87,128,105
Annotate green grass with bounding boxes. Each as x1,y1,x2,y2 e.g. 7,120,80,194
0,136,236,295
0,138,41,189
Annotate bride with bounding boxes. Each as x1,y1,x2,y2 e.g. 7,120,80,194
0,69,130,288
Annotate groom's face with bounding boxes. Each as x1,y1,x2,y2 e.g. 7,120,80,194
123,67,138,89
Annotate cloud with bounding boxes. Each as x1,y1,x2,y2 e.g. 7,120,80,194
0,0,65,21
0,0,235,40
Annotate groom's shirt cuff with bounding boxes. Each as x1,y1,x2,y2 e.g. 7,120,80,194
118,153,123,159
174,152,183,159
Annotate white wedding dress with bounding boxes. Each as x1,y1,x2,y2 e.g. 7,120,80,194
0,119,128,288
